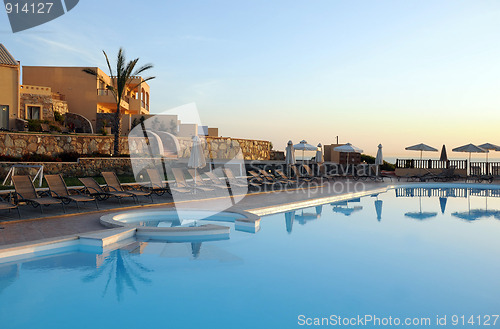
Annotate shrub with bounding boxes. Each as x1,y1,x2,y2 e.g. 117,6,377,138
27,120,42,132
49,124,62,132
54,111,64,123
21,153,60,162
58,151,80,162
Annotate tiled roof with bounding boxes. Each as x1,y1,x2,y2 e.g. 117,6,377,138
0,44,18,66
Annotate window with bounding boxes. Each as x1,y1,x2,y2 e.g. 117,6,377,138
27,106,41,120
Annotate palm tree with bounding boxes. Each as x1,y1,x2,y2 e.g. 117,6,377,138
84,48,155,155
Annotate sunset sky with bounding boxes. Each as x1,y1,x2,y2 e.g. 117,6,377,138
2,0,500,159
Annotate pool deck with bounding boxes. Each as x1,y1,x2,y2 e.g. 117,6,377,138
0,179,497,246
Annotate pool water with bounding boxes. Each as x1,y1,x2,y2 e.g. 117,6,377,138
1,187,500,329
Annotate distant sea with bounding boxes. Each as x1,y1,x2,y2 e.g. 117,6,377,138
384,156,500,164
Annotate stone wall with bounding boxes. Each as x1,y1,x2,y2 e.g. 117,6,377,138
177,137,270,161
19,91,68,121
0,132,271,160
0,158,133,178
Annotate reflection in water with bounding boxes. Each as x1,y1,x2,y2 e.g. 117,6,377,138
371,193,384,221
398,187,500,222
284,211,294,234
374,200,383,221
82,243,153,302
332,205,363,216
315,205,323,216
0,264,19,295
191,242,202,258
405,196,437,220
295,210,320,225
439,197,448,214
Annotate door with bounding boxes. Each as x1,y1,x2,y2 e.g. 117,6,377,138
0,105,9,130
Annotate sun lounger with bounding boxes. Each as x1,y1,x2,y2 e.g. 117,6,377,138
258,169,295,186
12,175,65,214
223,168,259,190
145,169,174,196
45,174,98,210
291,165,314,183
171,168,213,192
301,164,322,182
316,164,339,181
248,170,276,188
102,172,153,203
187,169,228,191
205,171,232,188
79,177,135,203
0,194,20,218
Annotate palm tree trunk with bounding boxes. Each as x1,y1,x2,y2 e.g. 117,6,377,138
113,105,122,156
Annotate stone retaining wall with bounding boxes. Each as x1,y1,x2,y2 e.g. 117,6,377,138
0,132,271,161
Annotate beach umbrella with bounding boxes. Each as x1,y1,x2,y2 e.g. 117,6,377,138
440,145,448,162
294,140,317,161
285,140,295,176
334,143,363,168
375,144,383,176
191,242,202,259
452,144,487,173
374,200,383,221
478,143,499,163
404,196,437,220
284,211,295,234
188,135,206,192
315,143,323,163
439,197,447,214
315,205,323,216
405,143,438,160
332,205,363,216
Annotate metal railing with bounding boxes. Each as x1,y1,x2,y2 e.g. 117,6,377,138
396,159,467,170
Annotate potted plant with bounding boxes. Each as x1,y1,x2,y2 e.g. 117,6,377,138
102,120,112,135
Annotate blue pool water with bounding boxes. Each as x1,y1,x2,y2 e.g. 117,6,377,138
1,187,500,328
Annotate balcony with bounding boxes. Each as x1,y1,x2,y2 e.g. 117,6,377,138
97,89,129,111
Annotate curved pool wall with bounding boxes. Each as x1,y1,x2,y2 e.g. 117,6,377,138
100,209,261,240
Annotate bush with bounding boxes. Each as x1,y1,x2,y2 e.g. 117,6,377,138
49,124,62,132
54,111,64,123
58,151,80,162
28,120,42,132
21,153,60,162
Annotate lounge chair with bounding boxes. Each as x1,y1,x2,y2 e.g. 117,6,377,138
317,164,339,181
145,169,174,196
258,169,295,186
0,194,20,218
171,168,213,193
302,164,322,182
223,168,259,190
12,175,65,214
275,169,297,183
248,170,276,188
427,167,460,182
102,172,154,203
291,165,314,183
204,171,231,190
45,174,98,210
79,177,135,203
187,169,228,191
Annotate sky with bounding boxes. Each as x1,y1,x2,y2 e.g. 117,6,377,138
1,0,500,159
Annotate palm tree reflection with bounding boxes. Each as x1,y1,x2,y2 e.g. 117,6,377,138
82,244,152,301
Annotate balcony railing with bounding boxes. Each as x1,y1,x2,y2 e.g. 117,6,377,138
396,159,467,170
396,158,500,175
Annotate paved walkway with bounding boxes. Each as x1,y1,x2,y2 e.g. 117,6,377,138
0,180,394,246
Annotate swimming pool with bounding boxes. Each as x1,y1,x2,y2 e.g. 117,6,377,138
1,186,500,329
